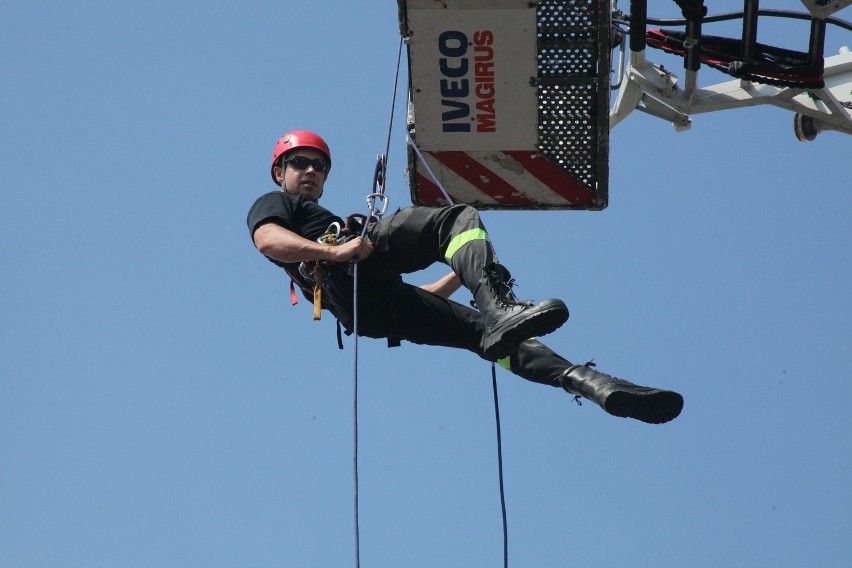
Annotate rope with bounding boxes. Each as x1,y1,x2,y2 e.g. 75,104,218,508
352,33,510,568
407,136,455,205
379,35,405,195
352,34,405,568
491,363,509,568
408,127,512,567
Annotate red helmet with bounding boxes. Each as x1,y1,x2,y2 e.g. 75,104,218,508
270,130,332,184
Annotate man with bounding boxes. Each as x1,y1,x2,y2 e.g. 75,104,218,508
248,130,683,424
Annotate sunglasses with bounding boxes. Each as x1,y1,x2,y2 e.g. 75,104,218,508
285,155,330,173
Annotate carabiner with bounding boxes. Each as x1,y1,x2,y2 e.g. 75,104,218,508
365,192,389,219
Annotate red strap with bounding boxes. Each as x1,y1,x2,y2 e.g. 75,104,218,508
289,278,299,306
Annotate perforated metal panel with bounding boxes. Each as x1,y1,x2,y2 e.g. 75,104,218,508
399,0,610,210
536,0,609,196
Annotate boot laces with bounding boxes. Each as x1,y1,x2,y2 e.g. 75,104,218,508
493,276,533,309
484,265,531,309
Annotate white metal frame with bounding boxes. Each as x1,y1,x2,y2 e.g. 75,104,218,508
609,2,852,140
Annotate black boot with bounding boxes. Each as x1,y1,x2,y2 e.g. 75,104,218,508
474,263,569,359
559,363,683,424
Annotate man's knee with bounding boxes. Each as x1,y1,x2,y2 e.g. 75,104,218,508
449,204,481,225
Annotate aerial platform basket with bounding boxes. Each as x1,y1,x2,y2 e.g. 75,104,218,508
397,0,612,210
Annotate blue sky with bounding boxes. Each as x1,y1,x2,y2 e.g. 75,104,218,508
2,1,850,566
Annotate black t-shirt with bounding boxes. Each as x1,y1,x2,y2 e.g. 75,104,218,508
247,190,402,333
246,191,343,269
246,190,345,307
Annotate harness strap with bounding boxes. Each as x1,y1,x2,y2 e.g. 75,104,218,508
284,265,313,306
334,320,398,349
284,216,399,347
309,231,341,321
289,278,300,306
312,264,325,320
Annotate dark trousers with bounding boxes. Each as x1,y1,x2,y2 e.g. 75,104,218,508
323,205,573,388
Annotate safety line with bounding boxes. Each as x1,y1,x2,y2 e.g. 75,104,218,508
405,151,512,563
353,282,360,568
352,33,510,568
491,363,509,568
406,137,455,205
352,35,405,568
408,131,512,565
380,35,405,194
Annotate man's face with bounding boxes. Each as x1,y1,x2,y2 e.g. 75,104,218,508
273,148,329,201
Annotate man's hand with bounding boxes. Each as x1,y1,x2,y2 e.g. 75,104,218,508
332,236,374,262
253,223,374,263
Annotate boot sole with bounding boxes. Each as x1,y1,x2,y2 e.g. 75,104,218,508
481,300,569,359
604,389,684,424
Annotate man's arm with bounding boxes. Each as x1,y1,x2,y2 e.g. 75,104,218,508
253,222,373,263
420,271,462,299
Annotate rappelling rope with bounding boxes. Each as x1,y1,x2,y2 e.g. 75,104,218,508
491,363,509,568
351,34,404,568
406,111,510,568
406,137,455,205
351,33,509,568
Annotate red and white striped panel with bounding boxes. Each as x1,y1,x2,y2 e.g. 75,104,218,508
410,150,600,210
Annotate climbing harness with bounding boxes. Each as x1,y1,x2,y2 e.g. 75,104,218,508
302,216,377,322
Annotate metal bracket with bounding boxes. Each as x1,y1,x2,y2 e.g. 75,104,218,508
609,2,852,141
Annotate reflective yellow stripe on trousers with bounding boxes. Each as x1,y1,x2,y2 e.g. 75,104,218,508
444,228,489,262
